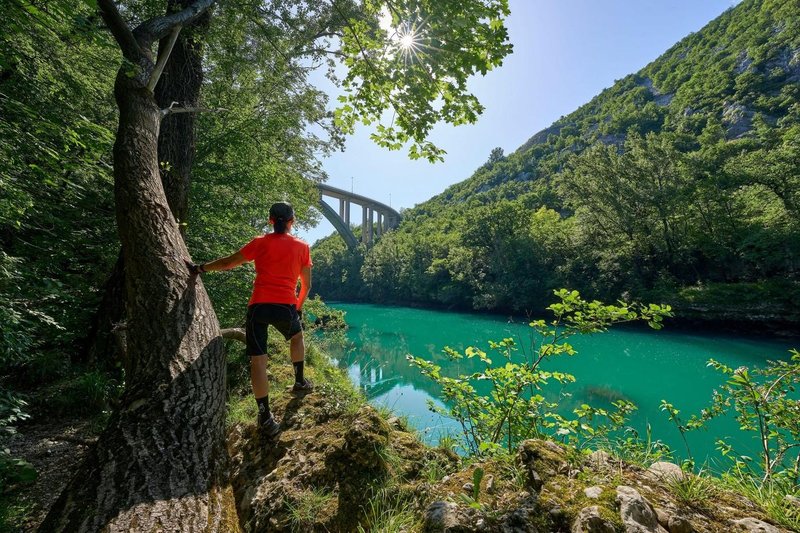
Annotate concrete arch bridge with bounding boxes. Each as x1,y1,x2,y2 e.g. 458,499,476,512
317,183,401,249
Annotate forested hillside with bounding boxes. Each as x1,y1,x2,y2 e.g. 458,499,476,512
314,0,800,328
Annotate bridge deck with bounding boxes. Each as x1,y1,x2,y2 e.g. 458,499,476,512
317,183,400,219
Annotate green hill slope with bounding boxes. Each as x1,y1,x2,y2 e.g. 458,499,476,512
314,0,800,329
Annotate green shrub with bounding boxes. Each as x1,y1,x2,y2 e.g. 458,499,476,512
408,289,671,456
42,370,121,415
0,448,36,488
691,349,800,485
0,390,36,490
0,390,28,437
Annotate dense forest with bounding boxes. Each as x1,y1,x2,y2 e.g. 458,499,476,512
313,0,800,330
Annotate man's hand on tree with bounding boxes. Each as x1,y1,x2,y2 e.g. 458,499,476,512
185,259,206,276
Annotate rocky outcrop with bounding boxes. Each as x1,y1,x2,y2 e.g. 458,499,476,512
639,77,674,107
666,515,695,533
617,485,668,533
416,439,792,532
228,387,453,532
731,517,781,533
517,438,570,492
423,501,469,532
225,367,794,533
584,486,603,499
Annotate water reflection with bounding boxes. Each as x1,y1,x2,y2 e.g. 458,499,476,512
328,303,793,461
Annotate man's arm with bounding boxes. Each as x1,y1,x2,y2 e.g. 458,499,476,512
187,251,248,275
297,265,312,310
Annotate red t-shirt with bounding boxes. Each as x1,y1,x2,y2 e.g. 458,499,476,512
239,233,312,306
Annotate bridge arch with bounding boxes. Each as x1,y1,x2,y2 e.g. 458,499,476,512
317,183,401,249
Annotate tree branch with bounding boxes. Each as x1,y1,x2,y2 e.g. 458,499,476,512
147,25,182,93
300,48,348,58
160,101,228,117
221,328,245,344
133,0,216,47
97,0,143,62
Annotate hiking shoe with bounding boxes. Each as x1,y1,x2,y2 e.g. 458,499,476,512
258,412,281,438
290,378,314,394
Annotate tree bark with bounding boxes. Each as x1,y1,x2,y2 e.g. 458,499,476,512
41,2,237,529
79,0,208,366
155,0,209,228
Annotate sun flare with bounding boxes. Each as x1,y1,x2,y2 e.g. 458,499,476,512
378,7,431,62
399,33,416,50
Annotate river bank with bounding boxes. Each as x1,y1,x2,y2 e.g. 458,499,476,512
320,289,800,339
5,326,798,531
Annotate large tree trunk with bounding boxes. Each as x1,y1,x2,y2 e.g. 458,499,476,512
79,1,207,366
41,14,236,529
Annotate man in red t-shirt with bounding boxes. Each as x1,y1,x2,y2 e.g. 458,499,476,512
187,202,313,437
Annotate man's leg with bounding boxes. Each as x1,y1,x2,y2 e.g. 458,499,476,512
290,331,312,391
246,305,279,435
290,331,305,364
250,354,270,399
251,354,279,435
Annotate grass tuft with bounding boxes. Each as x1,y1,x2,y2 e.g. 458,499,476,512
356,487,417,533
720,474,800,530
666,469,716,507
286,488,335,532
226,395,257,427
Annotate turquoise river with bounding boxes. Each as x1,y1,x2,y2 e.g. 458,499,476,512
325,302,796,465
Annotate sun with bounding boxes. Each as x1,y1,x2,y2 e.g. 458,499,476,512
379,8,428,61
399,33,417,50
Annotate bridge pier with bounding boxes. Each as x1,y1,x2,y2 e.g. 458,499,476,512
365,207,373,245
317,183,401,249
361,207,369,245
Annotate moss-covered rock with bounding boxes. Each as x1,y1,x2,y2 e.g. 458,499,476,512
517,439,571,492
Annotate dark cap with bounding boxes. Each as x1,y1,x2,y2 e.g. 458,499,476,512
269,202,295,221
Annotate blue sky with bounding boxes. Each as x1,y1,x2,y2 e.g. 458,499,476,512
297,0,740,245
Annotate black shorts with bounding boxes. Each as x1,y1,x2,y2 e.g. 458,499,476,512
245,303,302,356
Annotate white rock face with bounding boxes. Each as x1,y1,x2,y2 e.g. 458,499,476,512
584,486,603,499
423,501,460,532
647,461,685,482
730,517,781,533
616,485,668,533
572,506,616,533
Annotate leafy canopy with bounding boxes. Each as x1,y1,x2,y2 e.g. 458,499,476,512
334,0,512,161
